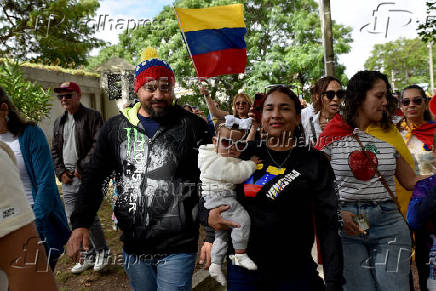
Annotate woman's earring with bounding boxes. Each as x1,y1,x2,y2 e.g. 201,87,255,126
5,115,9,123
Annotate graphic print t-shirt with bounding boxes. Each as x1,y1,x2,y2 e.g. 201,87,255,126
322,131,397,202
0,147,34,238
399,131,433,175
241,142,296,198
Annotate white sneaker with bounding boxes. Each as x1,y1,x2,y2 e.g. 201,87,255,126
229,254,257,271
94,249,109,272
71,260,94,274
209,263,227,286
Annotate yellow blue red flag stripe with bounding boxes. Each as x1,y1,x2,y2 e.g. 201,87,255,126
175,4,247,78
175,4,245,31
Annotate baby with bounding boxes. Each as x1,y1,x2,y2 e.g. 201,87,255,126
198,115,258,286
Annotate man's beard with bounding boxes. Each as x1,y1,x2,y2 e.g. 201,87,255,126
143,100,172,118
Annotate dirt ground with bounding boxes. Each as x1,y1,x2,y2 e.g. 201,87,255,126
55,196,130,291
54,195,220,291
54,193,423,291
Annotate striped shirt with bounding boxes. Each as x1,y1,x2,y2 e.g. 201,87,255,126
322,131,398,202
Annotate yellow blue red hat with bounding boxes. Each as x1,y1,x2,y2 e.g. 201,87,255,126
134,47,175,92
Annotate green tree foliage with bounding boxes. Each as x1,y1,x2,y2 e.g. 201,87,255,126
417,1,436,43
364,38,433,91
0,0,104,67
0,59,53,122
88,0,352,109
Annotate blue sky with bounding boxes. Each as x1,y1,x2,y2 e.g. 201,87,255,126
92,0,429,78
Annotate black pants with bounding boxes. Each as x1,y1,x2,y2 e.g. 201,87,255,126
227,259,326,291
415,230,431,291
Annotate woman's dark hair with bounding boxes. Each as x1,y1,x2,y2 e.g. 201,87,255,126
264,85,304,141
0,86,34,136
311,76,342,113
401,84,432,122
265,85,302,114
341,71,395,130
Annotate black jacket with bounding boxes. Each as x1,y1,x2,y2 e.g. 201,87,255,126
200,142,344,291
51,104,104,178
71,105,211,255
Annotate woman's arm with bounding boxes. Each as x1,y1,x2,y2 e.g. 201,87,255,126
395,155,427,191
200,86,229,119
246,109,259,141
27,127,58,231
0,223,58,291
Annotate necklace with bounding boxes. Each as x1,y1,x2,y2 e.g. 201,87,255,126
266,147,293,169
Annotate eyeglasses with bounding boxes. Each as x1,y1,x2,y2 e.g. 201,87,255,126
57,94,73,100
401,97,424,106
143,81,171,93
235,101,248,106
322,90,345,100
219,137,248,151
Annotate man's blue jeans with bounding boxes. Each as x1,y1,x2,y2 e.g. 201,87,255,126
341,200,412,291
123,251,196,291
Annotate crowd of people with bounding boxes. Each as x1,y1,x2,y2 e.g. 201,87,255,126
1,47,436,291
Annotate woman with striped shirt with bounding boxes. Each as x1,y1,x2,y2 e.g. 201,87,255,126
315,71,422,291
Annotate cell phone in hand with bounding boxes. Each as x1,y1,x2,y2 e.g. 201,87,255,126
252,93,265,122
352,214,370,234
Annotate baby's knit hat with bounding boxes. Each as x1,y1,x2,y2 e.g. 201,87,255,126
134,47,175,92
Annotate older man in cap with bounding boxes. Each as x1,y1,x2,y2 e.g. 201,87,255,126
66,48,211,290
51,82,110,273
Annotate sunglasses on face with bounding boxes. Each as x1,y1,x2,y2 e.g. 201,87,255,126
57,93,73,100
322,90,345,100
401,97,424,106
219,137,248,151
235,101,248,106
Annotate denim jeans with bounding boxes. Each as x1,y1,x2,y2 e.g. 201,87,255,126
123,251,196,291
62,177,108,255
341,200,412,291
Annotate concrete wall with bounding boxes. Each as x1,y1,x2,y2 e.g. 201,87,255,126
20,66,104,144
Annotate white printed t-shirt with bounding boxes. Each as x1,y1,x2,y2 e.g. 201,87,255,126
399,130,433,175
0,145,34,238
322,130,397,202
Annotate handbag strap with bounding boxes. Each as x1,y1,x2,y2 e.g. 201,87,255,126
352,133,402,213
309,116,318,144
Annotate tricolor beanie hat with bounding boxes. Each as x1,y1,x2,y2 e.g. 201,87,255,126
134,47,175,92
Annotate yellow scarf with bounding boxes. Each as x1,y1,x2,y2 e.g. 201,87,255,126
366,124,415,218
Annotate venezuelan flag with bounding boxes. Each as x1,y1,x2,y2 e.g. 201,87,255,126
174,4,247,78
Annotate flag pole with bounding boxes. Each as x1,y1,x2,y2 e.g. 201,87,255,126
174,7,201,79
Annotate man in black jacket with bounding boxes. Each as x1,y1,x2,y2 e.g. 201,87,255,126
52,82,109,274
66,50,211,290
